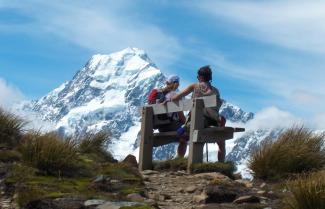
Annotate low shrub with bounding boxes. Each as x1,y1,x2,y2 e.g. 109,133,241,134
18,132,79,176
249,126,325,180
284,170,325,209
0,108,25,148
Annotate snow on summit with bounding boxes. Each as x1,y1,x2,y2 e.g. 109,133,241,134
23,47,257,162
27,48,164,151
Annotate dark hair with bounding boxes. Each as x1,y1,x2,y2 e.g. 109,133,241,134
198,65,212,82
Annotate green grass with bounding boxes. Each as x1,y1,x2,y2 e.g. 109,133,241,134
6,163,145,207
284,171,325,209
0,149,21,162
249,126,325,180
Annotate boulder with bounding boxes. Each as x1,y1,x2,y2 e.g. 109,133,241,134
122,155,138,168
233,195,260,204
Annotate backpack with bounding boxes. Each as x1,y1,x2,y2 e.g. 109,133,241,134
148,89,165,104
147,89,170,126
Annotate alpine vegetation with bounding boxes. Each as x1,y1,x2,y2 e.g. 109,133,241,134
0,108,25,148
248,126,325,180
284,171,325,209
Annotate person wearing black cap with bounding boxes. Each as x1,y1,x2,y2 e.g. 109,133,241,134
171,65,225,162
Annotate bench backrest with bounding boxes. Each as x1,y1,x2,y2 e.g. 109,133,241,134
147,95,217,115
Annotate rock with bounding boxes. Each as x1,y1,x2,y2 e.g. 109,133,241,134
122,154,138,168
126,193,145,202
233,172,242,180
235,179,253,188
257,190,266,195
260,182,266,188
84,199,106,207
194,172,230,181
158,194,166,201
185,185,197,193
89,175,111,192
54,198,85,209
141,170,159,175
205,185,239,203
193,193,208,204
25,197,84,209
96,201,145,209
110,179,119,184
176,170,187,176
233,195,260,204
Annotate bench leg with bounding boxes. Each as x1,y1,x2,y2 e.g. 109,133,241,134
187,142,204,172
139,107,153,171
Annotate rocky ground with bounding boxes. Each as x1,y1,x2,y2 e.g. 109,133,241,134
0,161,286,209
140,170,284,209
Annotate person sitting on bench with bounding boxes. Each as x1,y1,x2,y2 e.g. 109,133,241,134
170,66,226,162
147,75,187,157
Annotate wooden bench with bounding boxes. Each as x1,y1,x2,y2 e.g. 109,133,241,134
138,95,245,172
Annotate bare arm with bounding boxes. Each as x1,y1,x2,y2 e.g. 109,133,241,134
171,83,196,101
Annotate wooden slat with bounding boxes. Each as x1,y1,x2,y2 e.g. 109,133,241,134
153,131,180,147
192,127,245,143
150,95,217,115
193,130,233,143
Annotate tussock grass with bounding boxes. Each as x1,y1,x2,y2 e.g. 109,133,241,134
284,170,325,209
78,131,115,162
249,126,325,180
18,132,79,176
153,157,188,171
0,108,25,148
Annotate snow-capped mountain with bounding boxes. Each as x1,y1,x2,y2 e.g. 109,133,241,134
22,47,263,162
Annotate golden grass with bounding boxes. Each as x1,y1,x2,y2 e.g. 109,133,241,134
0,108,25,148
284,170,325,209
18,132,79,176
249,126,325,180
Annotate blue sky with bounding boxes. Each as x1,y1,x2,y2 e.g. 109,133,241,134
0,0,325,129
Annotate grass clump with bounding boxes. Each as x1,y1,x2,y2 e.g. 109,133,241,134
0,108,25,148
18,132,79,176
153,157,187,171
78,131,115,163
284,171,325,209
249,126,325,180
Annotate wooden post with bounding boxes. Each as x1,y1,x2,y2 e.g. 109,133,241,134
139,106,153,171
187,99,205,172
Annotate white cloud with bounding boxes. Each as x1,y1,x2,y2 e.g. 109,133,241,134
0,78,23,109
290,89,324,105
197,0,325,54
311,113,325,130
0,1,183,68
245,106,302,131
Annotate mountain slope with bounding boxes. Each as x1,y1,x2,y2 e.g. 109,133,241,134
23,47,256,161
